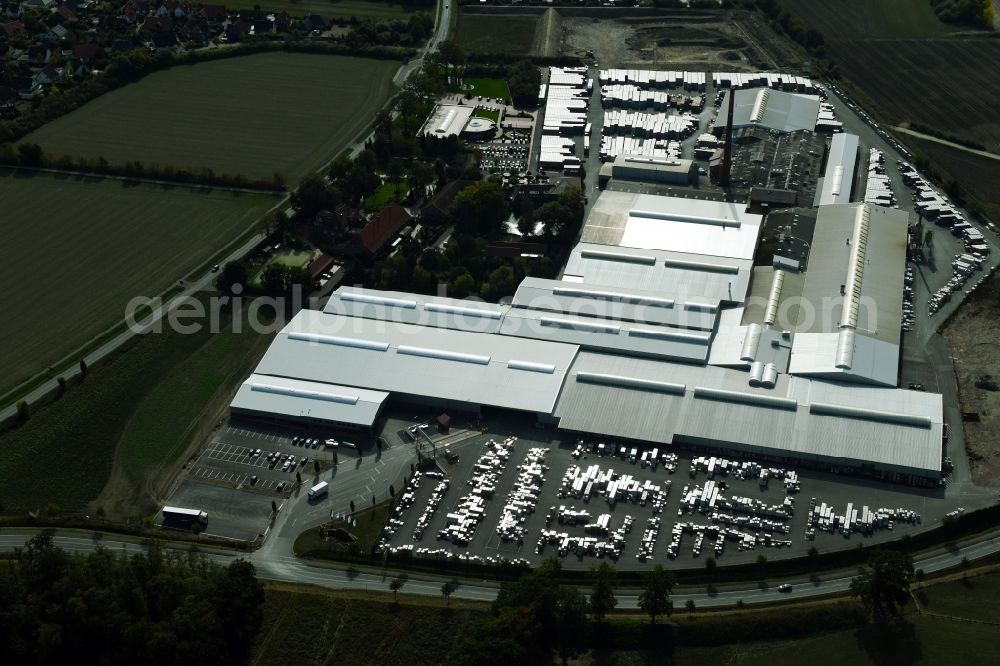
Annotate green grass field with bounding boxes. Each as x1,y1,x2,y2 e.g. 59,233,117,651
253,588,483,666
0,303,268,516
454,14,538,55
113,312,274,512
472,108,500,123
465,77,511,102
0,170,276,397
294,502,392,556
250,0,417,21
23,53,399,183
363,181,408,212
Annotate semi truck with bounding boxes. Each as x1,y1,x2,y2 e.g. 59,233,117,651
162,506,207,524
308,481,329,499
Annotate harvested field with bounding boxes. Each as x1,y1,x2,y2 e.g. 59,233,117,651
23,53,399,182
777,0,953,39
908,137,1000,221
943,270,1000,484
251,0,417,21
454,13,539,55
0,170,277,397
833,39,1000,152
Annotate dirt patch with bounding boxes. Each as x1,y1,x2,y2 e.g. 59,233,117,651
562,15,763,69
532,8,563,58
943,271,1000,484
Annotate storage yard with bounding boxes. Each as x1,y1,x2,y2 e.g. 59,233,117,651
373,422,956,570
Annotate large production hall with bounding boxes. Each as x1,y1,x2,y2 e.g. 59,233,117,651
230,188,944,486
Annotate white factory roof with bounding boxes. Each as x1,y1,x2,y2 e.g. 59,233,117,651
231,374,388,427
817,133,859,206
511,277,718,331
324,287,507,334
716,88,821,134
420,104,474,138
253,309,578,414
581,191,763,263
787,332,899,387
564,243,751,306
554,351,943,476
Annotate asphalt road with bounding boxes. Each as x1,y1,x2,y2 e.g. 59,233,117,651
2,528,998,608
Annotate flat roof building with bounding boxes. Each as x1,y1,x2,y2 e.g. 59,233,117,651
714,88,821,135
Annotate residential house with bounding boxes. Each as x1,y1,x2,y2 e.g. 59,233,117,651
1,3,24,19
148,30,177,50
22,0,55,10
55,5,79,24
421,179,475,221
108,38,134,54
298,14,330,36
42,24,69,41
355,203,412,255
0,20,25,37
200,3,225,25
274,10,291,33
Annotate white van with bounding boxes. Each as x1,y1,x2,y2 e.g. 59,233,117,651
308,481,329,499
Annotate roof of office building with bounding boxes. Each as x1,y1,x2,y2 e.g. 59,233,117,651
420,104,474,138
231,374,388,427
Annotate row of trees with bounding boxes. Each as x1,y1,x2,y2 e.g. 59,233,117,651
752,0,826,55
342,14,436,50
930,0,996,27
448,549,916,664
0,531,265,664
0,142,287,191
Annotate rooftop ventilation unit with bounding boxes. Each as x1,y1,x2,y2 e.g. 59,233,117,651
761,363,778,389
835,328,855,370
552,286,675,308
540,317,621,334
423,303,503,319
630,209,741,228
576,372,686,395
250,383,359,405
749,361,765,387
839,205,870,329
339,292,418,309
288,332,389,352
809,402,931,428
628,327,711,343
507,360,557,374
580,250,657,266
751,89,770,122
396,345,491,365
693,386,798,410
663,258,740,274
763,270,785,326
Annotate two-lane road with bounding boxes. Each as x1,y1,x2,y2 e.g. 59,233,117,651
3,529,998,608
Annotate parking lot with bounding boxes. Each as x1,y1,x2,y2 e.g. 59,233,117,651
376,414,968,571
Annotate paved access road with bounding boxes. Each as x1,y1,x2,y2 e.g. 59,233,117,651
2,529,998,608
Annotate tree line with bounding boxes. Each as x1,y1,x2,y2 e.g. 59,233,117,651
0,531,265,665
0,143,287,191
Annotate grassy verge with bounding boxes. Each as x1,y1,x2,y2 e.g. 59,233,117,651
111,309,275,512
294,501,393,557
0,298,268,516
472,108,500,123
252,586,484,666
454,14,537,56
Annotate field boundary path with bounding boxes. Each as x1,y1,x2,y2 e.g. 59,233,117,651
893,127,1000,162
1,164,285,194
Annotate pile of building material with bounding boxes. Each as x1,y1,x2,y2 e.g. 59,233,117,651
666,522,792,559
600,84,705,112
496,447,549,542
863,148,895,207
599,69,707,90
376,470,424,548
713,72,818,93
539,67,589,173
689,455,799,492
599,136,681,162
558,462,671,509
602,109,699,139
679,481,795,519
